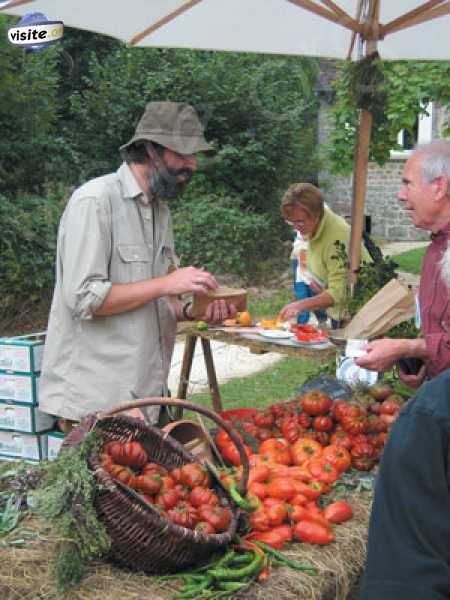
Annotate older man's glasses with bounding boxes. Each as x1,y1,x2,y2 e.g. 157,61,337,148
285,219,306,227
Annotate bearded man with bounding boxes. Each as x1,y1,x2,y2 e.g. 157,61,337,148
40,102,234,426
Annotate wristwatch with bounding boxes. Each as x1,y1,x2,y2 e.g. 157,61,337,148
182,301,195,321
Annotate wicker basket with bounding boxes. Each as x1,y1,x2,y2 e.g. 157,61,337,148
62,398,250,575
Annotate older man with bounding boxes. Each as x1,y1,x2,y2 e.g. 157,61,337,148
359,239,450,600
356,140,450,386
40,101,235,425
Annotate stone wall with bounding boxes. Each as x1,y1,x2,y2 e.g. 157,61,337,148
317,96,430,241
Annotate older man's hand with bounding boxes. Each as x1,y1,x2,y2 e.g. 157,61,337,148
397,363,427,388
355,338,405,372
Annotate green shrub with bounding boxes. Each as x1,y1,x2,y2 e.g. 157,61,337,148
0,185,68,304
172,193,279,278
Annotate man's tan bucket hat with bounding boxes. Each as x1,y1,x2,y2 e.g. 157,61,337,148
120,101,213,155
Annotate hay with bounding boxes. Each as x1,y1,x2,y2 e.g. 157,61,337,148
0,490,371,600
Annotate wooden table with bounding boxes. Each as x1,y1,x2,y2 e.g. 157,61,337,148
176,325,337,415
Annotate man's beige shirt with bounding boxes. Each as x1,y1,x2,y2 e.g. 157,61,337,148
39,163,177,422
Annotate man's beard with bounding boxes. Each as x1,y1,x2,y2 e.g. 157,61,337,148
149,166,193,201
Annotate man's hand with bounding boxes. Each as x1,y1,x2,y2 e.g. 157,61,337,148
201,300,237,324
355,338,405,372
164,266,218,296
397,363,427,388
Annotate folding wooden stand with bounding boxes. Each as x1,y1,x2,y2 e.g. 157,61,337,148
176,327,337,417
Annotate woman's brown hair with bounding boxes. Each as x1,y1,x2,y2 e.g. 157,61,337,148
281,183,324,220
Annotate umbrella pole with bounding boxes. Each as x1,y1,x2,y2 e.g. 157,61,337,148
348,0,379,292
348,108,373,291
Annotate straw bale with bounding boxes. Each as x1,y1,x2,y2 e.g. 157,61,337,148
0,490,371,600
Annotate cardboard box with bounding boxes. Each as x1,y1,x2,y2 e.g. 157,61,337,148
0,430,47,461
46,431,65,461
0,372,40,405
0,332,46,373
192,287,247,318
0,401,55,433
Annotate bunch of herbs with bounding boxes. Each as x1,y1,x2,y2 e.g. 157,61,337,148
30,429,111,593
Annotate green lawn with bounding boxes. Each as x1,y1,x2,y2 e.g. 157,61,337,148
391,246,427,275
187,357,332,412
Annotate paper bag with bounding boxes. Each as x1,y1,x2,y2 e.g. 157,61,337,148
192,286,247,318
344,278,416,339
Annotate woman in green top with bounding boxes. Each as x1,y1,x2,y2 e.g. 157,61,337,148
279,183,371,329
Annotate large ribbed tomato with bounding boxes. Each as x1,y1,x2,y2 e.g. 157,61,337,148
135,472,162,495
104,440,148,469
106,463,137,488
341,412,370,435
254,411,276,429
179,463,209,488
259,438,291,465
155,488,180,510
198,505,232,532
307,459,339,484
290,438,323,466
300,391,332,416
188,486,219,508
312,415,334,432
330,430,353,450
167,501,198,529
322,445,351,472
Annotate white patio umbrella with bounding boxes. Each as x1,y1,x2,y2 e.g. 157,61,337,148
2,0,450,282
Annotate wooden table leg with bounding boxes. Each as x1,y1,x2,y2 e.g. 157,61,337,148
175,334,197,419
200,337,222,414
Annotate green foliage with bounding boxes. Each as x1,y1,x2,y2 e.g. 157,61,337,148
326,60,450,174
0,16,63,195
0,184,68,307
248,288,293,318
330,240,420,340
31,430,111,593
67,48,319,219
330,239,398,315
172,192,276,276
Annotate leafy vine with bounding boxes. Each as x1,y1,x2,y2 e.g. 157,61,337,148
325,60,450,175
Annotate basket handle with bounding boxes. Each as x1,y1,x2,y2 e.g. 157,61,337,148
98,397,250,496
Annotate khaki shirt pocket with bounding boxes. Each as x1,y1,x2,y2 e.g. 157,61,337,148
117,243,151,282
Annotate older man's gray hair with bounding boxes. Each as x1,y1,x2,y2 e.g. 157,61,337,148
441,238,450,294
416,140,450,189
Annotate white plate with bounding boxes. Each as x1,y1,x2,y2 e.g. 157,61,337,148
257,329,294,340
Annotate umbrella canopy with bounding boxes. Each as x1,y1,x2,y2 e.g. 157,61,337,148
2,0,450,283
1,0,450,60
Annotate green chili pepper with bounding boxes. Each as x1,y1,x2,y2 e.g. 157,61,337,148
228,484,260,512
217,581,249,591
252,541,318,575
215,549,238,568
208,550,263,581
176,574,214,599
228,552,255,566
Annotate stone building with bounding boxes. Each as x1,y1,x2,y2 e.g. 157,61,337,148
317,61,448,241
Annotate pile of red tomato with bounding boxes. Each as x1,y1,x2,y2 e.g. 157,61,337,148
218,383,403,473
100,440,232,534
214,383,404,547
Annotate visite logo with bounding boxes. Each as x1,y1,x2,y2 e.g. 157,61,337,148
7,12,63,51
